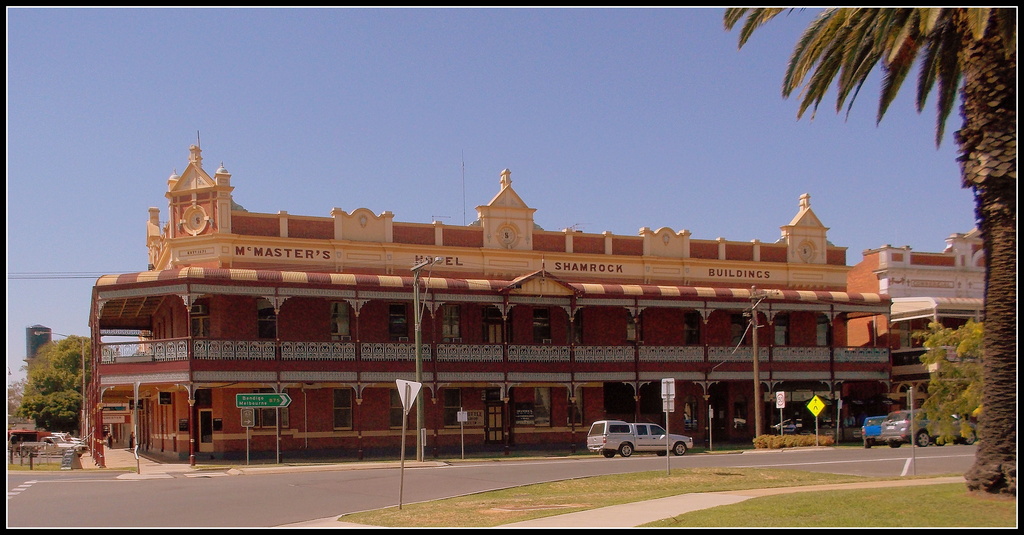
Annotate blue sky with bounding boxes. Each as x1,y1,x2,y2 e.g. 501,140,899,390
6,7,977,383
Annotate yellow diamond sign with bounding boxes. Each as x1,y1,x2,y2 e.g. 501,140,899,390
806,395,826,417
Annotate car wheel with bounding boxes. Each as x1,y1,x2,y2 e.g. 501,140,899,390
963,434,976,445
915,432,930,447
618,443,634,457
602,450,616,458
864,439,872,449
672,442,688,456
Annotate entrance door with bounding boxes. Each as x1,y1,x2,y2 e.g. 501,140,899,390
199,409,214,453
484,403,504,444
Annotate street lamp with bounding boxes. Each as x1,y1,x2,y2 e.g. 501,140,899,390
49,332,89,440
412,256,443,462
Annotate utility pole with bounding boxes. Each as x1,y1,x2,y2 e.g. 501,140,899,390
748,287,769,437
412,256,442,462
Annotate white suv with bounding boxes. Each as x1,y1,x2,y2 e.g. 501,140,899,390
587,420,693,458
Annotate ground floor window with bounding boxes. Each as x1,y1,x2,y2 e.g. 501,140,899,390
333,388,353,429
443,388,461,427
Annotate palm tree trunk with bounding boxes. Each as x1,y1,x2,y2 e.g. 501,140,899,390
955,11,1017,497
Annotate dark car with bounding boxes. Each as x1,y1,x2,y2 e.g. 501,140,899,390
861,415,887,448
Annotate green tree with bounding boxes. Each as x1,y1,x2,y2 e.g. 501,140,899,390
917,320,983,443
16,336,90,433
724,7,1015,497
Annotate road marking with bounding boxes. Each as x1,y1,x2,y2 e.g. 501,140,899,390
901,458,913,476
7,480,37,499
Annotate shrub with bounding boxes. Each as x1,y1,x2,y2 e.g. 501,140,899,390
752,434,834,449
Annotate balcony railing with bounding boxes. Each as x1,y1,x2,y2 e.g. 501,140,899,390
98,338,889,365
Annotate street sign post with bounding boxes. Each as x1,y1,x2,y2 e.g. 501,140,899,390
661,378,675,474
396,379,422,510
240,408,255,465
776,391,786,436
807,395,826,446
235,393,292,408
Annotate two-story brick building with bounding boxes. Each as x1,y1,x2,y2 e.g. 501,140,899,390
847,229,985,415
85,145,890,465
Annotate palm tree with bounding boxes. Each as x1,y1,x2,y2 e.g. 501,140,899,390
724,8,1015,496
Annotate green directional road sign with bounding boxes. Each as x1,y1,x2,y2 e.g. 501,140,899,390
236,393,292,408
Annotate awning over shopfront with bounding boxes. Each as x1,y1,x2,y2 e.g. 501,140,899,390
889,296,985,322
94,267,890,330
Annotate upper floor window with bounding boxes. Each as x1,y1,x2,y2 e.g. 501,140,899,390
816,314,832,347
533,308,551,343
730,314,749,346
442,304,461,341
257,299,277,339
483,306,505,344
389,304,408,340
774,313,790,346
331,302,351,340
683,311,701,345
190,301,210,338
572,309,583,345
626,313,637,343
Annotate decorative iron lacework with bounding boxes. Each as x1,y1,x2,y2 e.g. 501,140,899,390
193,370,277,382
772,347,830,362
508,345,570,362
708,346,769,361
280,341,356,360
574,371,634,381
100,340,188,363
436,372,504,382
360,371,435,382
834,347,889,362
508,372,571,382
280,371,357,382
574,345,634,363
639,345,705,362
435,344,503,362
360,342,432,361
193,340,276,360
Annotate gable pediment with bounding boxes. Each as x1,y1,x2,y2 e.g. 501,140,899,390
170,167,216,192
506,270,576,296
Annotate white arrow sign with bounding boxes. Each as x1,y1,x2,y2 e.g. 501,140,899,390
396,379,422,414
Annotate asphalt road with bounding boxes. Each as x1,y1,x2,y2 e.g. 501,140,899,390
7,444,978,527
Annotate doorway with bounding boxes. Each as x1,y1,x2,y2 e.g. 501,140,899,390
199,409,214,453
484,403,504,444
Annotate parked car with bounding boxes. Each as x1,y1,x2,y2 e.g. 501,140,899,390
879,410,934,447
41,435,89,454
586,420,693,458
861,415,887,448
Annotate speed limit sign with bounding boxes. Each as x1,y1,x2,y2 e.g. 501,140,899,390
775,391,786,409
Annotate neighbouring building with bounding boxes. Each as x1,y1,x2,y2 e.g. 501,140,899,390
86,145,890,465
847,229,985,416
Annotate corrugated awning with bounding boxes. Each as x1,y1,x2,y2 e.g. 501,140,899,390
889,297,985,322
96,267,888,304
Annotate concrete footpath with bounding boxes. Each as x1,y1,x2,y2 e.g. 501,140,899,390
80,447,965,528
